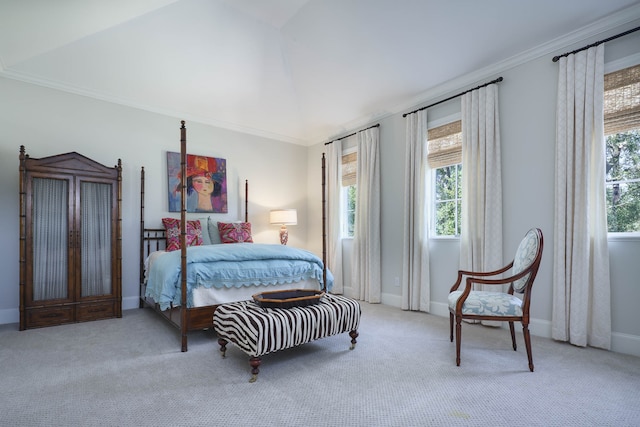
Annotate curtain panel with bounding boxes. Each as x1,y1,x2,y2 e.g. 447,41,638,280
402,109,431,311
552,45,611,350
326,141,344,294
460,83,503,274
352,127,381,303
32,178,68,300
81,181,113,297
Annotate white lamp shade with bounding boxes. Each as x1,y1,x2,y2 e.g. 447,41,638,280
270,209,297,225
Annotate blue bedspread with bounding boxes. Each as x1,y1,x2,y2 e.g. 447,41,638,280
145,243,333,310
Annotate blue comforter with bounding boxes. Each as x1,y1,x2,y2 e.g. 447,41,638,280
145,243,333,310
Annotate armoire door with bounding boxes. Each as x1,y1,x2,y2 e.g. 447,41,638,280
24,174,75,327
75,178,118,321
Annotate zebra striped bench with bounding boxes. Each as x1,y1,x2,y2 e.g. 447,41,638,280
213,293,361,382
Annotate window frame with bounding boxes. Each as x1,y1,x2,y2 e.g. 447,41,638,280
427,114,462,238
342,184,356,238
604,55,640,237
432,163,462,238
341,146,357,239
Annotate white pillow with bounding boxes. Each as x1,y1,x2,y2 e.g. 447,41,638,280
198,218,213,245
207,217,222,244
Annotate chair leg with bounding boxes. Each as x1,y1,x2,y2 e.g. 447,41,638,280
522,323,534,372
509,321,517,351
449,312,454,342
455,316,462,366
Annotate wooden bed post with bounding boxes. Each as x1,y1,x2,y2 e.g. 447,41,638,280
19,146,26,330
180,121,188,352
245,179,249,223
116,159,123,318
139,167,145,308
322,153,327,292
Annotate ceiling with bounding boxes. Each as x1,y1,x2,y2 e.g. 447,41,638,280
1,0,639,145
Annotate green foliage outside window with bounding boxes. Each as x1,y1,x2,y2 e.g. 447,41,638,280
434,164,462,236
606,130,640,233
345,185,356,237
429,131,639,235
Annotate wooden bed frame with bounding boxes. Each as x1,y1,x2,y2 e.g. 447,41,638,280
139,120,328,352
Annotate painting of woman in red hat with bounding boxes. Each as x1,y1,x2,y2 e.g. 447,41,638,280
167,152,227,213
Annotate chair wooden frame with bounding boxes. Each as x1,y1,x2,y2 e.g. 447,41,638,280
448,228,543,372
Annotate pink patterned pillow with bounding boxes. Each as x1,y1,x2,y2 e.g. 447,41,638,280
162,218,203,252
217,222,253,243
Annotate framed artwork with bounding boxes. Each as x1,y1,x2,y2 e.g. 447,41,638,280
167,151,228,213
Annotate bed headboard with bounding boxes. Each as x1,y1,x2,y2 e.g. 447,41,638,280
138,166,249,286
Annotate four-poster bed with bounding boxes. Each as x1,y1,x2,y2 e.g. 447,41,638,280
139,121,333,352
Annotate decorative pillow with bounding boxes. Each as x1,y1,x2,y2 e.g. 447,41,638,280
198,218,213,245
217,222,253,243
207,217,222,244
162,218,203,251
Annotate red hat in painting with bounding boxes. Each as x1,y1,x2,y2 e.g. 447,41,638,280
186,156,217,178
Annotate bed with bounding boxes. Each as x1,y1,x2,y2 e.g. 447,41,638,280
139,121,332,351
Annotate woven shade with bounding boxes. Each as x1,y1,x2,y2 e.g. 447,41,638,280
342,152,357,186
427,120,462,169
604,64,640,136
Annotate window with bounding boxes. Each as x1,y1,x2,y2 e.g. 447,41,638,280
343,184,356,237
435,164,462,236
604,63,640,233
342,150,357,238
428,120,462,236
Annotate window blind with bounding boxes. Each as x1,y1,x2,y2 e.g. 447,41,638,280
342,152,357,186
427,120,462,169
604,63,640,136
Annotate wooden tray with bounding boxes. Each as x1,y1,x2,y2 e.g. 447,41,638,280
252,289,325,309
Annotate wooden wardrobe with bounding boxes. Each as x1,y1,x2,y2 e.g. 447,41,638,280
19,146,122,329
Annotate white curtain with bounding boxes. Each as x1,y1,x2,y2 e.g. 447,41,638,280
552,45,611,350
402,109,430,311
326,140,344,294
352,127,381,303
460,83,503,274
81,182,113,297
32,177,68,300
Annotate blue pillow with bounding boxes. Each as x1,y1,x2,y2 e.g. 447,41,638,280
207,217,222,244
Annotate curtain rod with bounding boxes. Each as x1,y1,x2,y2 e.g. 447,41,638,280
324,123,380,146
402,77,503,118
552,25,640,62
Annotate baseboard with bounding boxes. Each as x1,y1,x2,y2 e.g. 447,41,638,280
380,292,402,308
4,295,640,358
122,296,141,311
411,300,640,359
0,307,18,326
611,332,640,358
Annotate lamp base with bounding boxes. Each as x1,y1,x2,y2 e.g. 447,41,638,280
279,225,288,245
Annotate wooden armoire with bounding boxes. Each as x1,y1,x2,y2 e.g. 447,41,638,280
19,146,122,329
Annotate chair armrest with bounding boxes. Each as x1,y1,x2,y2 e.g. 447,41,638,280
455,266,535,308
448,262,514,292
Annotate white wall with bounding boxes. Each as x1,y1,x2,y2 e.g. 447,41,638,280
308,19,640,357
0,77,311,322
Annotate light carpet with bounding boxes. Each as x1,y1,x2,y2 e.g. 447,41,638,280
1,302,639,427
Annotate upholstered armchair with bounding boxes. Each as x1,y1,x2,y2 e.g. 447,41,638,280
448,228,543,371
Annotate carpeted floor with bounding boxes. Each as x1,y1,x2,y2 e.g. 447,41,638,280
1,301,639,426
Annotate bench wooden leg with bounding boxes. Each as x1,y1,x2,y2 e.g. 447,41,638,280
218,338,228,358
249,356,262,383
349,330,359,350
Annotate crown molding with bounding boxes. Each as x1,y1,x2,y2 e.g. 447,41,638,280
0,68,310,146
3,4,640,148
354,4,640,137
